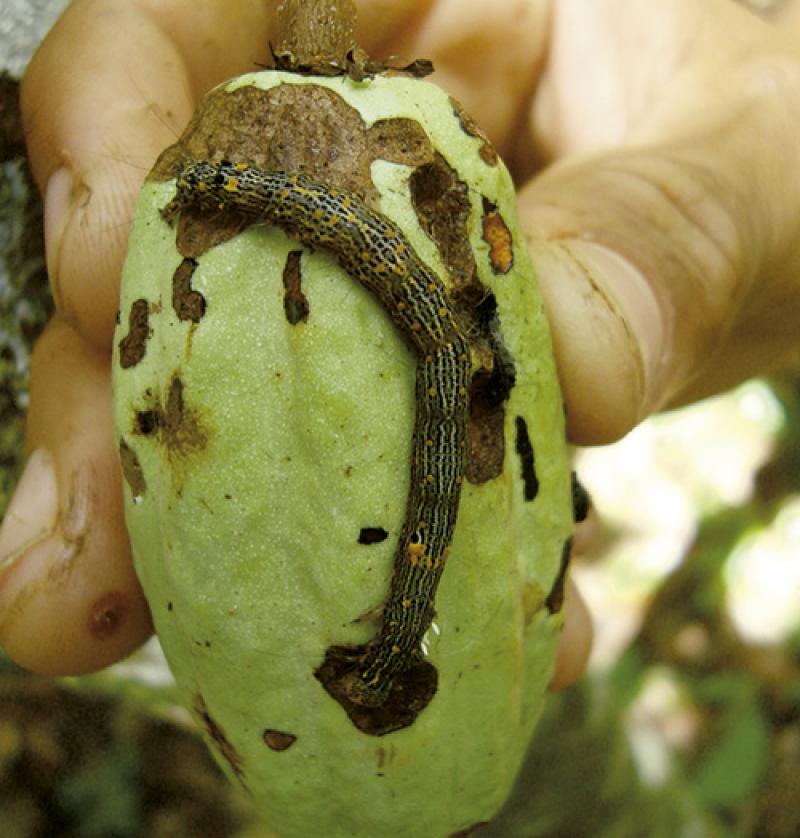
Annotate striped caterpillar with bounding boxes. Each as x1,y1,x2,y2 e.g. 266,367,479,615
163,160,471,707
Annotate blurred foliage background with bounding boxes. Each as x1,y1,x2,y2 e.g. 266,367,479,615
1,2,799,836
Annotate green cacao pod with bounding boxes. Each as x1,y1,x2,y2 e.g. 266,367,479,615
112,68,574,837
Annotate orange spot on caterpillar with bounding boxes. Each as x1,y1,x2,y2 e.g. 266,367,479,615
408,542,427,567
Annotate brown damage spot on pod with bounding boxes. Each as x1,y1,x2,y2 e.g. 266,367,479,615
262,729,297,752
172,257,206,322
134,408,160,436
128,375,210,493
358,527,389,545
151,83,379,204
89,592,128,639
481,197,513,274
450,96,498,166
282,250,310,324
367,117,434,167
466,373,507,483
118,299,151,368
514,416,539,502
315,645,437,736
572,472,591,523
155,83,385,260
460,293,516,485
409,154,475,290
118,437,146,497
161,373,209,459
546,538,573,615
193,694,245,779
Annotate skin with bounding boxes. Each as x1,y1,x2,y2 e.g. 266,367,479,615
3,0,800,684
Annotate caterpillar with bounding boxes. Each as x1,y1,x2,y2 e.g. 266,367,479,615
163,160,471,707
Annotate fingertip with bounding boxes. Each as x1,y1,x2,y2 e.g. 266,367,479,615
0,317,152,675
43,161,145,349
0,457,153,676
22,2,196,349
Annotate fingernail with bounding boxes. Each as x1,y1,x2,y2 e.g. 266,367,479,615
0,449,60,579
561,239,666,416
44,167,77,309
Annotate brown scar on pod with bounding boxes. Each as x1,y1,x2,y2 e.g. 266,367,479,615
122,373,211,498
282,250,310,325
194,694,246,780
262,729,298,751
545,538,573,615
118,299,151,368
131,373,209,460
118,437,146,497
514,416,539,502
481,197,514,274
172,257,207,322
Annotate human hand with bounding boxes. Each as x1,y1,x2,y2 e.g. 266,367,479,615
4,0,799,681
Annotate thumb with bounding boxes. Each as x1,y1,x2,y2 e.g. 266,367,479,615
521,101,800,445
519,150,684,445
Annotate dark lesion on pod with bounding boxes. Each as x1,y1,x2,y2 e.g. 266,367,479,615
282,250,310,325
193,694,245,780
262,729,297,752
314,645,438,737
358,527,389,545
464,292,517,485
129,373,210,462
545,538,573,615
134,408,159,436
572,472,591,523
409,154,475,289
514,416,539,502
117,298,151,368
172,257,207,322
118,437,146,497
449,96,499,167
367,117,434,168
162,374,209,458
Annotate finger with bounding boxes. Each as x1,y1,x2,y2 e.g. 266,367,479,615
21,0,271,349
0,316,152,675
519,25,800,442
549,576,593,690
357,0,550,154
